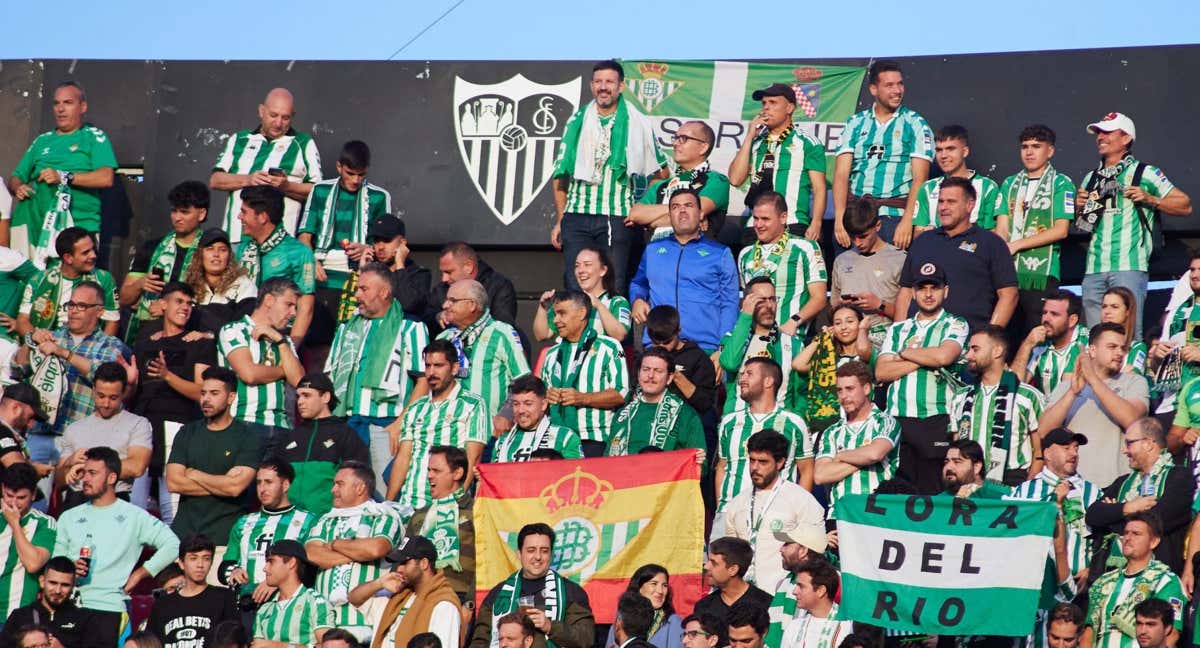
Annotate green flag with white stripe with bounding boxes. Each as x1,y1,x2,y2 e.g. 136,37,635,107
836,493,1056,636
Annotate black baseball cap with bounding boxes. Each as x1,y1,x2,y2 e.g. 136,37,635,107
266,539,313,566
1042,427,1088,448
198,229,231,248
368,214,406,242
751,83,797,104
2,383,47,423
297,371,339,410
387,536,438,564
913,262,948,288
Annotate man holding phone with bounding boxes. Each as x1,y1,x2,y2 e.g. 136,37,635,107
830,196,905,348
210,88,322,243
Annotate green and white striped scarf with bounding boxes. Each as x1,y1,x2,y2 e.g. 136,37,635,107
1008,165,1060,290
557,96,661,183
242,225,287,284
490,570,568,648
11,180,73,268
310,181,372,255
127,232,196,342
327,301,411,416
608,390,684,456
419,488,463,571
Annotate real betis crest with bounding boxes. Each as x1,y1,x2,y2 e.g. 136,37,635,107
452,74,581,225
500,467,651,579
627,62,684,112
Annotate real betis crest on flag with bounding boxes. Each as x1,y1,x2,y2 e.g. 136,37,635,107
619,60,866,175
836,494,1056,636
474,450,705,623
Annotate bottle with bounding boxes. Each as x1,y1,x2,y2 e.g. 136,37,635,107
79,533,94,582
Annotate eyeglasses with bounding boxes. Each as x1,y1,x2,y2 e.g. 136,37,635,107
1123,437,1149,448
444,297,477,305
682,631,712,640
672,133,709,146
62,302,101,311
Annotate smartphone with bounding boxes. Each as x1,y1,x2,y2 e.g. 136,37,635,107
267,167,285,177
150,267,164,280
841,294,856,301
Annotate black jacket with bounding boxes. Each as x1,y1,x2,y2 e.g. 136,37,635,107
276,416,370,514
667,339,717,414
428,260,518,333
1,599,89,648
388,261,433,318
1086,463,1195,574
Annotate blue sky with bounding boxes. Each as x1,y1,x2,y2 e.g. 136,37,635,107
3,1,1197,60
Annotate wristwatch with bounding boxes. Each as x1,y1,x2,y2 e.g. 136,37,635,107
790,313,803,324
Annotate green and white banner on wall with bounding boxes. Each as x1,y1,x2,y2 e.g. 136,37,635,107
618,60,866,177
836,494,1057,637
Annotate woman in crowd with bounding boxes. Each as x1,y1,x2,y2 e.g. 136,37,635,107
184,229,257,331
793,304,874,436
605,564,684,648
533,245,631,342
1100,286,1147,374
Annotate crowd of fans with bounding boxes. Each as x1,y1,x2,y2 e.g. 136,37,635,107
0,55,1195,648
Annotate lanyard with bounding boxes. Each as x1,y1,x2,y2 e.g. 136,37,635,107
748,477,784,537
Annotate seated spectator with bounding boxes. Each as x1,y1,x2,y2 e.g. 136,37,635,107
1039,323,1149,487
235,185,317,343
764,529,829,647
1042,603,1084,648
680,613,720,648
368,536,463,648
1131,599,1175,648
719,431,823,589
719,279,802,416
306,461,402,637
534,246,630,342
366,214,432,318
165,367,260,557
280,371,369,515
53,446,179,648
119,181,210,342
13,627,54,648
0,555,86,648
321,629,359,648
405,446,475,603
612,591,656,648
724,602,770,648
491,614,534,648
693,537,771,643
529,449,564,462
609,347,705,458
0,384,49,476
630,189,738,353
830,197,906,349
130,281,215,523
780,560,852,648
56,361,151,510
536,291,628,458
220,458,317,631
145,534,238,648
16,227,119,337
1086,418,1193,574
254,540,334,648
645,306,716,416
183,229,257,332
1013,290,1088,396
386,340,487,507
470,523,594,648
0,463,55,621
737,192,827,338
326,263,428,480
428,242,517,332
209,621,248,648
494,376,583,463
603,564,684,648
793,304,873,435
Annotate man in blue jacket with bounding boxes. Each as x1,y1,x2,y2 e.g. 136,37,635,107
630,188,739,352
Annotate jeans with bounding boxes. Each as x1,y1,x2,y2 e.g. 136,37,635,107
347,415,394,493
1082,271,1149,337
130,473,174,524
560,212,634,294
27,434,60,514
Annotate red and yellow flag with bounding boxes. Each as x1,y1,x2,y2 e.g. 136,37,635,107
474,450,705,623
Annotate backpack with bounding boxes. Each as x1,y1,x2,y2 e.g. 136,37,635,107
1086,161,1164,259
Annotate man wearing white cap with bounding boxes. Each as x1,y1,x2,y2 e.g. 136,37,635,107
1077,112,1192,335
764,523,828,648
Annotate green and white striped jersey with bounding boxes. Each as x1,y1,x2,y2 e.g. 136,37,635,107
1086,561,1184,648
912,172,1002,229
817,406,900,517
837,106,934,217
213,128,323,242
1080,158,1176,274
765,573,797,648
745,127,827,226
948,379,1045,479
253,584,334,644
217,316,294,427
0,510,56,619
398,384,489,510
538,334,629,442
493,418,584,463
437,314,530,417
224,506,317,593
737,234,827,325
879,310,969,418
1008,470,1102,576
308,503,404,627
1026,325,1089,396
552,113,669,218
716,406,812,511
327,313,429,419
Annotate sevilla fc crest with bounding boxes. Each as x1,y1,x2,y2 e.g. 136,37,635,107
453,74,581,224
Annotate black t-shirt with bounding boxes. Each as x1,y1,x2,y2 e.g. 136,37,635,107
129,238,191,283
146,586,238,648
899,225,1018,330
692,585,772,644
132,323,217,469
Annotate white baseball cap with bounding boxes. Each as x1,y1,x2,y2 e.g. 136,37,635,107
773,521,828,554
1087,112,1136,141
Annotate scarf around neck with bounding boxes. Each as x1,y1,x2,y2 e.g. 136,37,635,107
609,390,684,456
1008,164,1060,290
311,180,373,254
559,96,661,184
419,488,464,571
954,370,1020,478
490,570,568,648
242,225,287,283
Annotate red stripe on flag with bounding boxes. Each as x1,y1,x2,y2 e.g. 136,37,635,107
477,449,701,499
475,573,707,625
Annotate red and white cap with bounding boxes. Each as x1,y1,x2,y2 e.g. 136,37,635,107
1087,112,1136,141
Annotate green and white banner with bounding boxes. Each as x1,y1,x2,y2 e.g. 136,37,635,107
836,494,1056,637
618,60,866,176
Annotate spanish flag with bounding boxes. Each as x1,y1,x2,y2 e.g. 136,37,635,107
474,450,705,623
